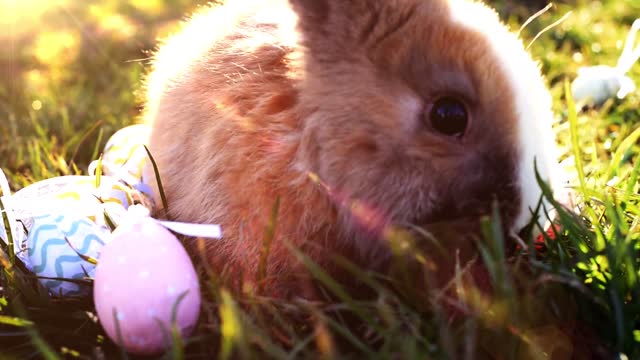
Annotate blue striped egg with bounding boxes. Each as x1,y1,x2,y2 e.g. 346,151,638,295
26,214,111,297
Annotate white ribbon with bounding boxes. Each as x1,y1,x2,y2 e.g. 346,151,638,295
0,169,20,247
159,220,222,239
120,204,223,239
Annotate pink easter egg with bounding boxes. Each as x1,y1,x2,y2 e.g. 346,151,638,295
93,214,201,355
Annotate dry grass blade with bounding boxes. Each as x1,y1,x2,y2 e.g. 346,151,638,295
526,10,573,50
518,2,554,35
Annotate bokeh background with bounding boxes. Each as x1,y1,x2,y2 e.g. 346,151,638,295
1,0,201,188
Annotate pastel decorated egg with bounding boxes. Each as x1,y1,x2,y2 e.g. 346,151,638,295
101,124,150,176
10,175,153,221
0,174,148,294
93,206,201,355
27,214,111,297
91,124,156,200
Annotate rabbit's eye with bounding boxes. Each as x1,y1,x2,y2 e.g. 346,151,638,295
428,97,468,138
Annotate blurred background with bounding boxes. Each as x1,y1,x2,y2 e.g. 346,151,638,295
0,0,639,188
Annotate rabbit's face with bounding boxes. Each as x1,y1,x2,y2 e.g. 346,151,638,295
293,0,562,236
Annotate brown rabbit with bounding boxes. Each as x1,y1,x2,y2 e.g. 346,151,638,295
142,0,568,298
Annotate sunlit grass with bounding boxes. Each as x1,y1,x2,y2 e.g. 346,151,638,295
0,0,639,358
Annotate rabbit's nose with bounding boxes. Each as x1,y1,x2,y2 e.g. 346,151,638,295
456,150,522,229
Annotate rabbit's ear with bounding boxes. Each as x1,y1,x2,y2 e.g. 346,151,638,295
288,0,330,24
287,0,375,34
286,0,377,51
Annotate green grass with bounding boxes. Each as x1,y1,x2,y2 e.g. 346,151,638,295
1,0,640,358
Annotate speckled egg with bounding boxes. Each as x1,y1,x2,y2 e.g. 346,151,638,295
93,211,201,355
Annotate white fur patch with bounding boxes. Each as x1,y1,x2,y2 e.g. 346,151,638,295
448,1,569,231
